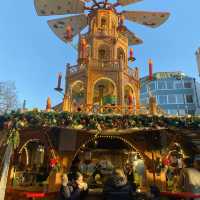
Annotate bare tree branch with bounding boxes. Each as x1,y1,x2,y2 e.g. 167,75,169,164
0,81,18,114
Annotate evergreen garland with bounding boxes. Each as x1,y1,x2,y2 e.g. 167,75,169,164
0,110,200,132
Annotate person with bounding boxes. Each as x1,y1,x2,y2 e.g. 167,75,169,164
179,157,200,199
103,168,134,200
72,172,88,200
194,155,200,171
148,185,160,200
59,174,73,200
79,151,96,179
98,157,113,175
124,163,136,192
68,158,81,182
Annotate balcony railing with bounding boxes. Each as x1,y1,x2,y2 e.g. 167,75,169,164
67,61,139,81
90,59,120,71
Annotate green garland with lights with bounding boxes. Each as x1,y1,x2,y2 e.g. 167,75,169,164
1,110,200,135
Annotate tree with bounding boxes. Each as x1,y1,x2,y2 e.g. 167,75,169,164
0,81,18,114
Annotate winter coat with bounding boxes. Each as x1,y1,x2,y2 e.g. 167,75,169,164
179,168,200,193
103,175,133,200
59,184,81,200
59,185,73,200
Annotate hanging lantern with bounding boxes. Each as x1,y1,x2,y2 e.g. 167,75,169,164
149,59,153,81
65,25,73,42
46,97,51,112
128,48,136,62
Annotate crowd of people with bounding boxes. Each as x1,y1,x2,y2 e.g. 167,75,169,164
58,151,200,200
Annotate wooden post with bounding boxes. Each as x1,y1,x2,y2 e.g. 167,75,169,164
149,96,157,115
0,144,13,200
151,151,156,185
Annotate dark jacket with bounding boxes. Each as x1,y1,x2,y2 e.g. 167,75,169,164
103,175,133,200
59,184,81,200
59,185,73,200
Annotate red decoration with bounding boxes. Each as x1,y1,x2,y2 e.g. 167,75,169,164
128,48,135,62
149,59,153,81
65,25,73,42
26,192,45,198
162,156,170,166
129,48,134,58
50,158,58,168
3,121,12,129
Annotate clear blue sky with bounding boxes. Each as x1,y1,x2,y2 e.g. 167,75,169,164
0,0,200,109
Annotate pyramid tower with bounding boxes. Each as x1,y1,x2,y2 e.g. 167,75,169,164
67,9,140,113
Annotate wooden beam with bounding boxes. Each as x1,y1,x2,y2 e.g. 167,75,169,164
92,0,100,7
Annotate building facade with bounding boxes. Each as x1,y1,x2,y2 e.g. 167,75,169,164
140,72,200,115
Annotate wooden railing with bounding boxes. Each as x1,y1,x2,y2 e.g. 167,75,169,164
72,104,166,115
89,59,120,71
67,60,139,81
81,104,148,115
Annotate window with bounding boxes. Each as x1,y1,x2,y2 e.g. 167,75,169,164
184,82,192,89
168,94,176,104
101,18,106,28
158,95,167,105
175,81,183,89
176,94,184,104
117,48,125,61
166,81,174,89
157,81,166,90
149,82,156,91
141,98,149,105
185,95,193,103
179,109,186,116
141,86,147,94
188,110,195,115
168,109,178,115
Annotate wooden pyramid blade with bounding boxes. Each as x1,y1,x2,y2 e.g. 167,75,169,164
34,0,85,16
124,28,143,45
123,11,170,28
48,15,88,43
117,0,143,6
